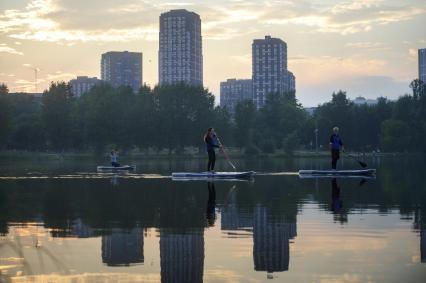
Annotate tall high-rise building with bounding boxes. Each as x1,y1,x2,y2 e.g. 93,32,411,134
159,9,203,86
286,71,296,93
419,48,426,83
220,79,252,115
252,36,296,108
101,51,142,93
69,76,100,97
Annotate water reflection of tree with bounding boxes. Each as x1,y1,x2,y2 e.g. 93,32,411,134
1,163,426,276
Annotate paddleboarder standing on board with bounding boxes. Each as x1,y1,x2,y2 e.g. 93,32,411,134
110,149,120,167
329,127,344,169
204,128,222,172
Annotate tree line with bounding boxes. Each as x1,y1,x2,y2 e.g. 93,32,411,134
0,79,425,154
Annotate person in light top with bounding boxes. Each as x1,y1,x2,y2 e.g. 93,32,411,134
110,149,120,167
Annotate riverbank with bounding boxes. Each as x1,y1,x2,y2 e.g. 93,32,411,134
0,149,406,160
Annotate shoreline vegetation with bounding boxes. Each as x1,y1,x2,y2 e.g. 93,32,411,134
0,149,410,160
1,79,425,155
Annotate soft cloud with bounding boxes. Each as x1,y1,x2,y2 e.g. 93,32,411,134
15,79,44,84
10,27,158,42
408,48,418,62
330,0,381,15
345,42,390,51
259,0,426,35
46,71,75,80
0,44,23,55
408,48,418,57
0,0,158,42
290,55,387,84
229,53,251,64
1,0,424,43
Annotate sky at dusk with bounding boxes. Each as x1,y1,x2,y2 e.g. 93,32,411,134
0,0,425,106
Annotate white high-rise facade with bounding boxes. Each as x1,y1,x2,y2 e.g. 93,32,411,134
220,79,252,115
159,9,203,86
419,48,426,83
69,76,100,97
101,51,142,93
252,36,296,109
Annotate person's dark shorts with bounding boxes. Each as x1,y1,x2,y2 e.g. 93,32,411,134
331,149,340,160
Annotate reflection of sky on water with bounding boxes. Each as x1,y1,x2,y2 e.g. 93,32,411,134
1,206,425,282
1,158,426,282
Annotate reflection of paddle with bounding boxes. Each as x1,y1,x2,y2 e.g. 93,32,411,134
346,153,368,168
223,185,237,208
359,178,367,187
215,134,237,171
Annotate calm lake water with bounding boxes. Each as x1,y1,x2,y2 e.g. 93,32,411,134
0,156,425,282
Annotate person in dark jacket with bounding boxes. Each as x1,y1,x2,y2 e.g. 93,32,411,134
204,128,222,172
329,127,344,169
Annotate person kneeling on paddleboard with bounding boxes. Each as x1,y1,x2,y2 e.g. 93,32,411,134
204,128,222,172
329,127,344,170
110,149,120,167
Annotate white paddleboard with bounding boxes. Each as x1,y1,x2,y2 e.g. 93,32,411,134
172,171,255,179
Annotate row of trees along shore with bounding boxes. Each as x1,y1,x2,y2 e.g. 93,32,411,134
0,79,425,154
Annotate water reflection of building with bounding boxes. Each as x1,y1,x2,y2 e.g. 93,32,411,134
70,218,95,238
102,227,144,266
160,230,204,283
253,205,297,273
421,229,425,263
221,192,253,231
418,211,426,263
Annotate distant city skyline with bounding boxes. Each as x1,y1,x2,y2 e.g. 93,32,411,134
0,0,425,106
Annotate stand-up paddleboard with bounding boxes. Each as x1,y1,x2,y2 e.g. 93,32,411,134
97,165,136,171
298,169,375,177
172,171,255,179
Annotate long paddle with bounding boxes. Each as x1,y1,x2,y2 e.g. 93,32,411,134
215,134,237,171
346,153,368,168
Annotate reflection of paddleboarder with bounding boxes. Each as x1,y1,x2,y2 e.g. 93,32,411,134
206,182,216,226
331,178,342,213
111,175,119,186
330,178,348,223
